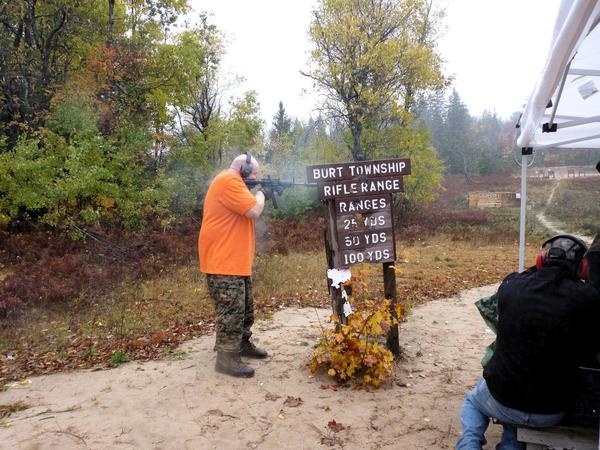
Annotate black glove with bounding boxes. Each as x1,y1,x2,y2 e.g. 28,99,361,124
260,186,273,201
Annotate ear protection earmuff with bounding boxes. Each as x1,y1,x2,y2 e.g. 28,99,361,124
535,252,545,270
240,152,253,179
535,234,589,281
578,257,590,281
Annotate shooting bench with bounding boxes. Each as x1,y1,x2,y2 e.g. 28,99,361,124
516,367,600,449
516,424,598,449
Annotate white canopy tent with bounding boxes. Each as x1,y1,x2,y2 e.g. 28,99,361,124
515,0,600,271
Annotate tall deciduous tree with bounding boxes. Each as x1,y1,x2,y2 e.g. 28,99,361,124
176,14,224,139
0,1,106,146
402,0,447,113
302,0,445,160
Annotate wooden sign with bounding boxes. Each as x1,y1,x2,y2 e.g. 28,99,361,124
335,195,390,214
307,158,411,183
331,195,396,268
318,177,404,200
339,243,395,266
338,228,394,249
336,209,392,232
311,157,410,357
308,158,410,269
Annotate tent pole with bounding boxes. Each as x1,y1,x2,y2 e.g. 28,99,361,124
518,149,531,272
547,59,573,129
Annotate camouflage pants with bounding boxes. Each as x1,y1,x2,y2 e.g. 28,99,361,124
206,274,254,353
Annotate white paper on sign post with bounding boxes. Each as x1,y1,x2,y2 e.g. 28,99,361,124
343,300,353,317
341,284,353,316
327,268,351,289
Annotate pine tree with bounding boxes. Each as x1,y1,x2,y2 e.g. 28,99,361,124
265,101,293,164
272,101,292,138
445,90,473,181
417,90,446,160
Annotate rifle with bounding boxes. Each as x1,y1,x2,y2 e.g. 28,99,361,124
244,176,315,208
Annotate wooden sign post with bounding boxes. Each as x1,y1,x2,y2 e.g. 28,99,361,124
307,158,411,356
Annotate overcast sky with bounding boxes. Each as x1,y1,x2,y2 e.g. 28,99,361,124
187,0,561,125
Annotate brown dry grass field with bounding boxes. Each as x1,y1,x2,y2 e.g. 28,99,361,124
0,234,539,384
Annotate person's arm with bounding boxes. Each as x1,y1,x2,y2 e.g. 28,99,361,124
220,174,262,218
245,190,265,219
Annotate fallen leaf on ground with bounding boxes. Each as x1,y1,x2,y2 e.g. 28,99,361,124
321,436,337,446
0,402,29,419
320,384,338,392
283,396,303,407
4,380,32,390
327,419,345,433
265,392,281,401
206,409,239,419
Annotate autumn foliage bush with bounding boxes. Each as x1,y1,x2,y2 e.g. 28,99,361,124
310,290,402,387
0,222,197,317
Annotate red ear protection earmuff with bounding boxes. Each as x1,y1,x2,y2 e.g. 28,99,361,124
240,152,253,179
535,234,590,281
578,256,589,281
535,251,546,270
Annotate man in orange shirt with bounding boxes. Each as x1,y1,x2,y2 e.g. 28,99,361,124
199,153,272,378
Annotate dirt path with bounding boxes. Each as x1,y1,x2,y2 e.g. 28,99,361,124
535,179,593,244
0,284,503,449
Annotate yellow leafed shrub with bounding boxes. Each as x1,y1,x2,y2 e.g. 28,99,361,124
310,292,403,387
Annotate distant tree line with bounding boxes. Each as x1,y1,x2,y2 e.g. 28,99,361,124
415,89,517,182
415,87,600,182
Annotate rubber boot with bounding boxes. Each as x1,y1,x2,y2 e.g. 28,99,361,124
215,352,254,378
241,339,268,359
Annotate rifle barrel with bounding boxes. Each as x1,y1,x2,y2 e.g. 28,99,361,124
244,179,317,187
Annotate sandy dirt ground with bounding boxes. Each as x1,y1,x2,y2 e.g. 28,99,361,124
0,284,503,450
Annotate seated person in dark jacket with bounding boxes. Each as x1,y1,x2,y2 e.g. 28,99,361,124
457,234,600,450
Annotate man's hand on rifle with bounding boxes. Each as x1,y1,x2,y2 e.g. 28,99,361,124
259,186,274,201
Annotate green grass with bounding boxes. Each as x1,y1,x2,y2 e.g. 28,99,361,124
110,350,130,367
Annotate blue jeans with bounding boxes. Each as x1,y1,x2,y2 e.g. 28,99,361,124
456,379,564,450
